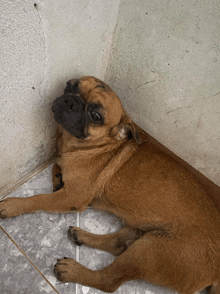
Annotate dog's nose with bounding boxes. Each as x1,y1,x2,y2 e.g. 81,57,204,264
62,95,84,112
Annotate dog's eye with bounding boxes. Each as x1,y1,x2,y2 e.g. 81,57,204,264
90,111,102,123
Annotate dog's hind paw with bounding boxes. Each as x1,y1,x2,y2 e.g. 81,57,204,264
68,226,84,246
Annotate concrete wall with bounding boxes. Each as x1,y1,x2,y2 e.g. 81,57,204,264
105,0,220,186
0,0,120,198
0,0,219,198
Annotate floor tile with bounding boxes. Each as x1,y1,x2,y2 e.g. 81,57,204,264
0,165,77,293
0,227,57,294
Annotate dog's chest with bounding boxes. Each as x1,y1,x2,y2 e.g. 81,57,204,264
57,149,114,186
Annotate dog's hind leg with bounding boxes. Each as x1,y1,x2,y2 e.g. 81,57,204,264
54,236,147,292
68,226,143,255
54,234,217,293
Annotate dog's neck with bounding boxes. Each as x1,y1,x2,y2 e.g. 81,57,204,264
57,126,133,157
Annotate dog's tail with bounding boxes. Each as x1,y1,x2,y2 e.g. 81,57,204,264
208,282,220,294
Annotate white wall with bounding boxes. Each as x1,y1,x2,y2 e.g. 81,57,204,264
0,0,219,198
0,0,120,198
105,0,220,185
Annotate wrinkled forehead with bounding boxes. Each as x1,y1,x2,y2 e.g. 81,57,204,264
67,76,124,125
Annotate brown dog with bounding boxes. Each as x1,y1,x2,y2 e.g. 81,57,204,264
0,76,220,294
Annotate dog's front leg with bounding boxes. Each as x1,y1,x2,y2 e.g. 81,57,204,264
0,188,86,219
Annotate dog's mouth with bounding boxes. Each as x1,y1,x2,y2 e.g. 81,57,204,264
52,80,105,139
52,94,87,138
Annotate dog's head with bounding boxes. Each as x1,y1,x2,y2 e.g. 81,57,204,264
52,76,140,144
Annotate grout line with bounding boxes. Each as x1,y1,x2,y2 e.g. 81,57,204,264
76,212,80,262
0,225,60,294
76,212,80,293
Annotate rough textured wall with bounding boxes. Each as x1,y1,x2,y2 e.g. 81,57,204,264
0,0,120,198
105,0,220,185
0,0,50,198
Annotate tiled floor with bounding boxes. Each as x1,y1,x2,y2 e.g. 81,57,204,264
0,166,205,294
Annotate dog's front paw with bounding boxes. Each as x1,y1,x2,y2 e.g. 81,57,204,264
54,257,80,283
68,226,84,246
0,198,25,219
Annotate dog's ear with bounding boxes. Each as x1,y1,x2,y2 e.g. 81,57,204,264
110,115,141,144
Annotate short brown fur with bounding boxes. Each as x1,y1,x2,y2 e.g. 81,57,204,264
1,76,220,293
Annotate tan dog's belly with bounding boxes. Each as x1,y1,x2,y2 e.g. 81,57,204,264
90,143,210,227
